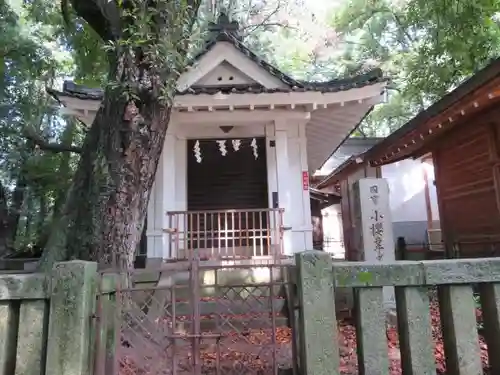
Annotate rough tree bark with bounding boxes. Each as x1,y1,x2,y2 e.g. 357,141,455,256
38,0,202,270
0,182,10,256
0,143,35,257
39,88,171,269
52,119,78,216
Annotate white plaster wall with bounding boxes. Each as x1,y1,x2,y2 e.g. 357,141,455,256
265,124,278,209
146,134,184,259
175,137,187,212
275,120,312,254
381,158,441,244
381,159,428,223
287,123,311,253
422,159,440,222
299,123,313,250
195,61,257,86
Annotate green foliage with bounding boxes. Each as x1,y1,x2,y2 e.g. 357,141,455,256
3,0,500,256
330,0,500,136
1,0,81,253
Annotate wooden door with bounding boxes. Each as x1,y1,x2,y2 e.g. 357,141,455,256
186,138,269,253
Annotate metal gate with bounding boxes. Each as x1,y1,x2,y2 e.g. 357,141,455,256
93,259,297,375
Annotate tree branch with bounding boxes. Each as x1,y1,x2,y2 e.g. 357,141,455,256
242,0,284,36
62,0,121,41
22,127,82,154
241,22,296,37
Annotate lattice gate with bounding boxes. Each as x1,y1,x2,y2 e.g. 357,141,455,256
93,260,298,375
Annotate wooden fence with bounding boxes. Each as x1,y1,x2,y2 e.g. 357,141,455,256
2,254,500,375
0,261,96,375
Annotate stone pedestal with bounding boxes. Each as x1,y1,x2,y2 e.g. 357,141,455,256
352,178,396,310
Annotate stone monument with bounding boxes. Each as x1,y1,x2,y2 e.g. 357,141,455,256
352,178,396,310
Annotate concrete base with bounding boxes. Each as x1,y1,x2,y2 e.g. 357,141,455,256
175,245,282,260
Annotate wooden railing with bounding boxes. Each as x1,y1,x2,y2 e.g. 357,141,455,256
165,208,285,260
293,252,499,375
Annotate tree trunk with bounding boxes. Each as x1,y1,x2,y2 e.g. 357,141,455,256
38,73,171,271
0,140,36,254
24,194,34,244
38,0,202,271
37,194,47,235
8,174,27,243
0,182,10,257
52,119,77,216
0,175,28,257
10,106,50,247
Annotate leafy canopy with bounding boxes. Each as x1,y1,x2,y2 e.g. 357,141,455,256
331,0,500,135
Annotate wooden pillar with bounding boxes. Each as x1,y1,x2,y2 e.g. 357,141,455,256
147,133,176,260
275,119,293,255
299,122,313,250
433,149,450,257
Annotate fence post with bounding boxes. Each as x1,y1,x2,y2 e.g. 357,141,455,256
45,260,97,375
295,250,339,375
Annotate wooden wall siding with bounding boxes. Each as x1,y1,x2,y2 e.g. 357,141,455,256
187,138,268,211
434,116,500,254
421,156,434,229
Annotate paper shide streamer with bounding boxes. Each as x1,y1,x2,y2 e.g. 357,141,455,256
193,140,202,163
232,139,241,151
193,138,258,162
216,140,228,156
250,138,258,159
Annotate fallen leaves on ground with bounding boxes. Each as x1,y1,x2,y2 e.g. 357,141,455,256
339,300,489,375
119,301,490,375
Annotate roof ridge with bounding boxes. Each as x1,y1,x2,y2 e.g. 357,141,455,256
48,52,387,100
188,30,302,88
298,68,386,87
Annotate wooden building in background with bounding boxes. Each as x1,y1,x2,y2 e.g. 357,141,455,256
364,57,500,258
315,139,439,260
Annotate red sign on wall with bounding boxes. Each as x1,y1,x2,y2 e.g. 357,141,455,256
302,171,309,191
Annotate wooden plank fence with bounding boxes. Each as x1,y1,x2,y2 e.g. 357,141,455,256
0,261,96,375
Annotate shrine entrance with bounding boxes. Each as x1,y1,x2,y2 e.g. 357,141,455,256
187,137,268,212
180,137,274,259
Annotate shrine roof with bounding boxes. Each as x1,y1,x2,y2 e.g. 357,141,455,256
47,13,386,102
314,137,384,189
47,69,385,102
186,29,386,94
